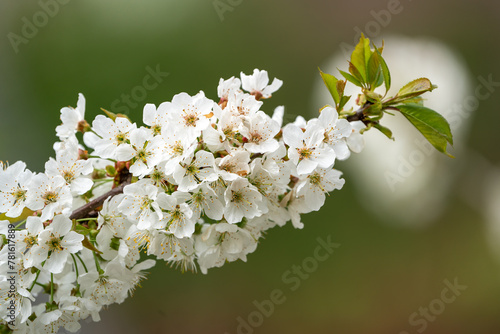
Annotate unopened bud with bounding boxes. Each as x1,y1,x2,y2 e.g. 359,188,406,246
105,165,116,177
109,237,120,251
45,301,58,312
219,99,228,109
356,93,366,106
89,229,99,240
43,219,53,228
115,161,127,171
88,220,98,230
92,169,107,180
71,287,82,297
252,91,263,100
78,149,89,160
77,120,91,133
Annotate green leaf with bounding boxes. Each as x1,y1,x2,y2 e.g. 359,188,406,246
372,122,394,140
101,108,117,121
82,236,103,254
74,224,90,235
351,34,370,83
375,72,384,88
399,96,424,106
365,102,383,118
397,103,454,157
100,108,131,122
374,46,391,92
319,69,340,106
348,62,365,86
336,79,346,97
397,78,436,100
364,90,382,104
367,51,381,87
339,95,351,110
339,69,363,87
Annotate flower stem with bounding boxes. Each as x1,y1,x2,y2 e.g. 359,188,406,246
75,218,98,222
14,219,27,229
50,273,54,303
75,253,88,273
71,254,81,289
93,250,102,274
28,270,41,292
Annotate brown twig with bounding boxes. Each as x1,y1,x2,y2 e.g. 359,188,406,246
69,174,132,220
346,103,371,122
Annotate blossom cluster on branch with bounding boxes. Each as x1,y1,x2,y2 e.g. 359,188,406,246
0,69,363,333
0,35,453,333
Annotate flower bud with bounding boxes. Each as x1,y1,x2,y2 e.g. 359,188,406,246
105,165,117,177
89,229,99,240
77,119,91,133
78,149,89,160
92,169,107,179
109,237,120,251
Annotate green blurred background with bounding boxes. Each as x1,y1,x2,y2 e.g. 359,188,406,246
1,0,500,333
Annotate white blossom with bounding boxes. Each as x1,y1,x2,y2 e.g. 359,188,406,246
310,106,352,160
196,223,257,274
78,259,134,306
187,183,224,221
97,194,130,238
15,216,43,268
29,215,84,273
90,115,137,159
215,149,250,181
155,192,195,239
167,92,214,142
0,161,33,218
296,167,345,211
223,178,266,224
226,92,262,119
240,111,280,154
56,93,86,140
203,108,242,151
346,120,366,153
283,123,336,175
45,141,93,195
240,69,283,99
118,179,164,230
115,128,164,178
217,76,241,101
161,129,197,171
25,174,72,221
173,150,218,192
143,102,169,136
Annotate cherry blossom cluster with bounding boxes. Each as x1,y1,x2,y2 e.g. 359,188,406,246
0,69,365,333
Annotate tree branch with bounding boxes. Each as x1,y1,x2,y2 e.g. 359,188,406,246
69,174,131,220
346,103,371,122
